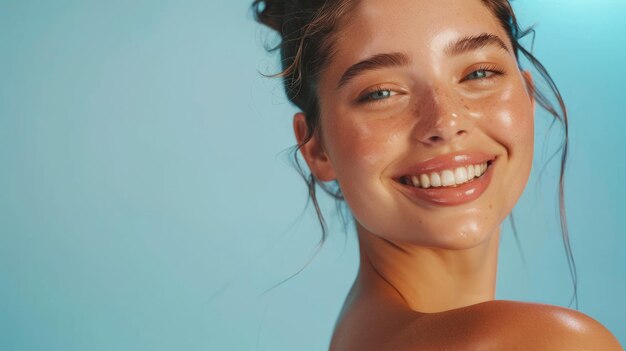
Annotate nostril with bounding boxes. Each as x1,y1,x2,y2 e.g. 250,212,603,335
423,128,467,144
429,136,441,142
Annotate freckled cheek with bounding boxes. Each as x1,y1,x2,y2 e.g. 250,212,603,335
324,118,401,181
471,91,535,203
469,91,534,146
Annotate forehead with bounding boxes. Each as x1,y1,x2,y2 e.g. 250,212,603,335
323,0,509,80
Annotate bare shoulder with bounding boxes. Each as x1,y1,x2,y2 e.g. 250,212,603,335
453,300,623,350
331,298,623,351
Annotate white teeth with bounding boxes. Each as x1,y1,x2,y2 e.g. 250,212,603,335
404,162,490,189
441,170,456,186
411,175,420,187
454,167,468,185
430,172,442,187
420,174,431,188
467,164,475,179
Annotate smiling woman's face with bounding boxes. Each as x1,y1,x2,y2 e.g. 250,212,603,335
297,0,535,249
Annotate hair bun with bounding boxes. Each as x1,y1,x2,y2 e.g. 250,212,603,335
253,0,287,34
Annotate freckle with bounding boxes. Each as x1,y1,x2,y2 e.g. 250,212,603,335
463,104,469,109
489,204,493,209
418,219,423,224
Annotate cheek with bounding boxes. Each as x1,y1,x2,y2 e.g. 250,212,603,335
322,113,410,219
470,85,535,216
498,83,533,138
325,114,407,179
492,100,534,154
463,83,534,159
489,91,534,166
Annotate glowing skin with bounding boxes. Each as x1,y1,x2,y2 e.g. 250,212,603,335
292,0,622,349
315,14,533,253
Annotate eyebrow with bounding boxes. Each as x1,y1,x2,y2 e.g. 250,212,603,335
445,33,509,56
336,33,509,89
337,52,410,89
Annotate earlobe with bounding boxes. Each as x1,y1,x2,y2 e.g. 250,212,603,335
293,112,336,182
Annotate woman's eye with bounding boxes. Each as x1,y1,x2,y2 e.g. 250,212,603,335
466,69,491,80
358,88,395,103
462,67,503,82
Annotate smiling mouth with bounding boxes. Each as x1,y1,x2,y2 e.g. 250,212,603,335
397,160,494,189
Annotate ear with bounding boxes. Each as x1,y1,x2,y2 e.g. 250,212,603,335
522,70,535,110
293,112,336,182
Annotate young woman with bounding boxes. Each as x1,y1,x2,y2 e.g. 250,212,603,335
252,0,623,349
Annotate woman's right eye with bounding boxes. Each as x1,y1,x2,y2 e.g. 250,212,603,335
357,88,396,104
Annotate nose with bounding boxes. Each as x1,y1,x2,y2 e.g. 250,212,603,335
412,85,473,145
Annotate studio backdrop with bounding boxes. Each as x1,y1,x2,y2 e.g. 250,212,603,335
0,1,624,350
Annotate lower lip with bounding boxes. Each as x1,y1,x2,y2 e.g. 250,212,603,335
397,161,496,206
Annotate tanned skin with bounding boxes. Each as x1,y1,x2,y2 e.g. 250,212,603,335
293,0,623,349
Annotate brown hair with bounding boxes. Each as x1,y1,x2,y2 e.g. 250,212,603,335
252,0,577,308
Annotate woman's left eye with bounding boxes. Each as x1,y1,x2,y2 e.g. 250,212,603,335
462,66,503,82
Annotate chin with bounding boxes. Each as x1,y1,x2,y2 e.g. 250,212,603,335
393,213,502,251
350,185,511,251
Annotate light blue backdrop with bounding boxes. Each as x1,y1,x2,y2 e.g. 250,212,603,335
1,1,624,350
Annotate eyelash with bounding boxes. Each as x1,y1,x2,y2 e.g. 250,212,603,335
357,86,395,104
356,65,505,104
460,64,505,82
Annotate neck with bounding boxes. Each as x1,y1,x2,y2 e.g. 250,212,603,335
356,223,501,313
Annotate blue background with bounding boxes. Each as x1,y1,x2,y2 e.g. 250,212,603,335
1,1,624,350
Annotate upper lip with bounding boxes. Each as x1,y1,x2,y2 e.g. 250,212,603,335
395,151,497,178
